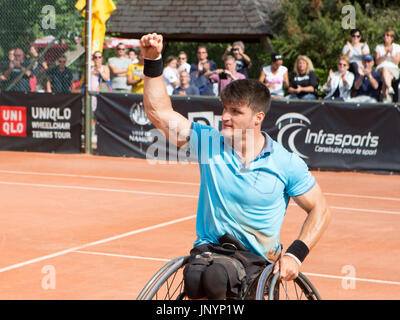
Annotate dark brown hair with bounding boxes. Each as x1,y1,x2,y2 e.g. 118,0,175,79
220,79,271,115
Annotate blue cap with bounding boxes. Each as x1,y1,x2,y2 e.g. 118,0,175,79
362,54,374,61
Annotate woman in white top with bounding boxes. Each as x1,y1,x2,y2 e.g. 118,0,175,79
162,56,180,96
258,53,289,98
342,28,370,75
323,55,354,101
374,29,400,102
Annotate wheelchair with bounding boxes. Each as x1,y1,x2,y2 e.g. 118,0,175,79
137,256,322,300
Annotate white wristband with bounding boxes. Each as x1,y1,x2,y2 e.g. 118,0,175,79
283,253,302,266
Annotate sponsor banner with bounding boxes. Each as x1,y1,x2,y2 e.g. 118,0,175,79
95,93,400,173
0,92,82,153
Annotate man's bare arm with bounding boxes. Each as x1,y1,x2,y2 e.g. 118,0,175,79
274,183,331,281
141,33,191,148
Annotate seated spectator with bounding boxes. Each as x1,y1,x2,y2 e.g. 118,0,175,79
163,56,180,96
348,54,382,103
190,46,217,96
342,28,370,75
127,49,144,94
46,55,73,93
374,29,400,103
286,55,318,100
206,55,246,95
323,55,354,101
1,48,32,92
177,51,191,73
222,41,252,78
173,70,200,96
258,53,289,99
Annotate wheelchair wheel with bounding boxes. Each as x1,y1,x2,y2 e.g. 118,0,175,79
255,265,322,300
137,256,190,300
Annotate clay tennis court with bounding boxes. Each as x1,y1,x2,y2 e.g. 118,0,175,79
0,150,399,300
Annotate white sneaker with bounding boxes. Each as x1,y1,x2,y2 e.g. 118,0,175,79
383,95,393,103
388,87,395,95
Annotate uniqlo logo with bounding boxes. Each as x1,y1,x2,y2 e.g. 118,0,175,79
0,106,27,137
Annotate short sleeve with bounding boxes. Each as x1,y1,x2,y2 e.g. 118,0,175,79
285,153,316,197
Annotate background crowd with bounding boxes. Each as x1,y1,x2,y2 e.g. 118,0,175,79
0,28,399,104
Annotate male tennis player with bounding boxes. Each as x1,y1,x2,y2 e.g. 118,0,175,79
140,33,331,300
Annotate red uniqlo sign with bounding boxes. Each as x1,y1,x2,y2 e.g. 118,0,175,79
0,106,27,137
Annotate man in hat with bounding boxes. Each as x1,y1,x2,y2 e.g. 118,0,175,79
349,54,382,103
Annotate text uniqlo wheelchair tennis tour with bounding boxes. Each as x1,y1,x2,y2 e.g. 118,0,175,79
155,303,245,317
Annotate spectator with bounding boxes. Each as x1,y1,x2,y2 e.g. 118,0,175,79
286,55,318,100
342,28,370,75
0,49,15,89
90,51,111,110
374,29,400,103
206,55,245,96
127,49,144,94
348,54,382,103
46,55,73,93
258,53,289,99
177,51,191,73
222,41,252,78
190,46,217,96
108,43,131,92
128,48,139,64
322,55,354,101
173,70,200,96
28,45,49,92
163,56,180,96
1,48,32,92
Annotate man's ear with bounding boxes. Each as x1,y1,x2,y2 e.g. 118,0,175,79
255,111,265,126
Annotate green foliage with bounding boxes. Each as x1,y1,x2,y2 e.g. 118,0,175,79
269,0,400,84
0,0,83,58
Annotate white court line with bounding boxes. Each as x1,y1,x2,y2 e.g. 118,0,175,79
73,250,400,286
303,272,400,286
1,181,399,215
74,250,170,262
0,214,195,273
0,169,399,202
0,169,199,186
0,181,197,199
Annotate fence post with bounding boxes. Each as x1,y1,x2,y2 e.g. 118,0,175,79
84,0,93,154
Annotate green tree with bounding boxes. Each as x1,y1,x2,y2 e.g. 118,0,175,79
0,0,83,58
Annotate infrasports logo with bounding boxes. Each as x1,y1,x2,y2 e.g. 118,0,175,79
275,112,310,159
130,101,151,126
276,112,380,158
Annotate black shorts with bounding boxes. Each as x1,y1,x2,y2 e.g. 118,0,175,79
183,236,270,299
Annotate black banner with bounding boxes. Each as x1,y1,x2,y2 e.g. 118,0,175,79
0,92,82,153
95,93,400,173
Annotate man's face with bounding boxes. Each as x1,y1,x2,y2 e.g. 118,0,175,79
14,50,24,63
180,71,190,85
221,102,262,139
116,45,126,57
224,59,236,72
197,48,208,61
362,59,374,70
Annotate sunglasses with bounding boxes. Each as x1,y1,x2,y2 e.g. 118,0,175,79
352,34,361,38
117,48,125,50
197,51,206,54
232,48,239,51
178,57,186,60
94,56,102,59
338,63,348,66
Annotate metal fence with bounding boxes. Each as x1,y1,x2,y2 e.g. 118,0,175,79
0,0,84,93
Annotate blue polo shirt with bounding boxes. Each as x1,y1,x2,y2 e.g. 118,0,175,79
189,121,315,262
